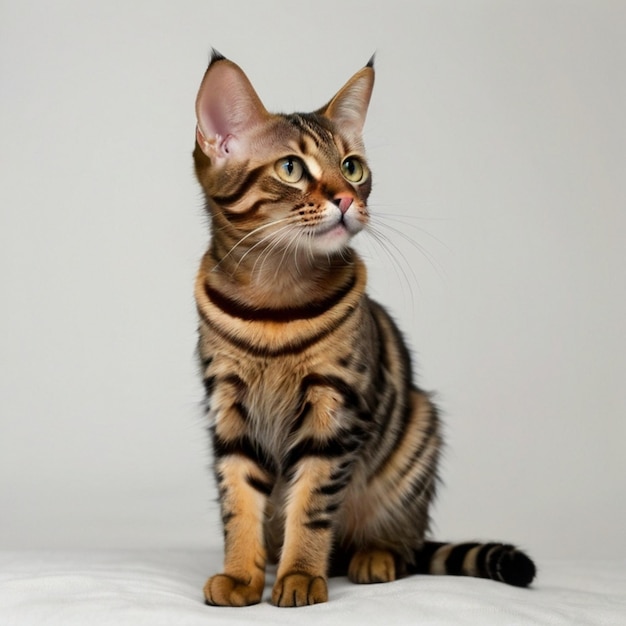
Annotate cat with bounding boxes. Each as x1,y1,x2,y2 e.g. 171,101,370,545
193,50,536,607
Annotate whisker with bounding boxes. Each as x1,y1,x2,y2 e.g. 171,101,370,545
372,218,447,283
211,217,293,271
366,201,447,220
291,231,309,278
275,228,301,277
251,224,297,281
373,212,451,252
235,222,294,276
365,226,418,311
305,229,316,266
253,221,304,280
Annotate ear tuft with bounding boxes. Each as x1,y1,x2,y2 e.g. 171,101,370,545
195,57,268,162
209,48,226,65
366,53,375,69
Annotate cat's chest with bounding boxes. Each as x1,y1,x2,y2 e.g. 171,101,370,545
211,355,309,456
242,359,302,421
207,351,306,424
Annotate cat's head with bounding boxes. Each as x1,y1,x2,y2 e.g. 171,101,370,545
194,51,374,258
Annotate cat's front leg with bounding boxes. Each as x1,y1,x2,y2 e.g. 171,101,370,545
272,457,332,606
272,388,365,607
205,402,274,606
271,457,335,607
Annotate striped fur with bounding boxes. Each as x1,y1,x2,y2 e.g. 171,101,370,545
193,51,535,607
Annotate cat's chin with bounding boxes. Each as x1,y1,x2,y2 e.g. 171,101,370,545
309,223,357,255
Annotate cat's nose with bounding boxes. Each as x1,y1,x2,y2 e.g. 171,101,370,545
333,194,353,214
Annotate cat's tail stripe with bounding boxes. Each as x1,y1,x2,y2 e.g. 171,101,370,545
411,541,536,588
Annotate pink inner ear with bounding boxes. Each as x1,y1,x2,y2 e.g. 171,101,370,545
199,81,233,141
195,60,268,160
217,133,238,156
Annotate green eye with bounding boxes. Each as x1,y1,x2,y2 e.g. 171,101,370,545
341,156,368,183
275,156,305,183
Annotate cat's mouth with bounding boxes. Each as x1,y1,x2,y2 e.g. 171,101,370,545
314,214,362,239
308,218,362,254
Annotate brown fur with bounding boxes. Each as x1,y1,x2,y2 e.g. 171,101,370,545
192,51,535,607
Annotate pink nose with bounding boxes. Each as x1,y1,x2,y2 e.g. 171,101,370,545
334,195,353,214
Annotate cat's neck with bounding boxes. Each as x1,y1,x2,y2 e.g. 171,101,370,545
203,243,361,310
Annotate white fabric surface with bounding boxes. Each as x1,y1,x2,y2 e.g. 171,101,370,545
1,549,625,625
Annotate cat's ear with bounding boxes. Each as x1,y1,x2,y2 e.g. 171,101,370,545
195,51,269,162
320,56,375,138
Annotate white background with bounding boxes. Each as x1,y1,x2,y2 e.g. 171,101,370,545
1,1,624,560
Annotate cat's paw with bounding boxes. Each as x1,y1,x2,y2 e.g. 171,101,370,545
204,573,263,607
271,572,328,607
348,549,396,584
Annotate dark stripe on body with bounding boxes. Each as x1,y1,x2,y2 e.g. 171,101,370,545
246,474,274,496
284,425,367,471
395,416,440,482
233,402,250,422
304,519,333,531
222,373,247,394
316,461,354,496
300,374,361,411
368,401,413,481
212,430,278,476
317,481,347,496
220,510,235,531
204,271,357,322
290,402,312,435
399,466,438,509
197,302,358,357
203,376,216,396
371,388,397,435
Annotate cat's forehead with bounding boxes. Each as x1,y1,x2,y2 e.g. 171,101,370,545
283,113,335,150
270,112,363,159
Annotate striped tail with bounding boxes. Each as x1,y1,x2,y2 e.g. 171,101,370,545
410,541,536,588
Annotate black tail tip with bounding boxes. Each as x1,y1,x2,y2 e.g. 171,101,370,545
499,547,536,587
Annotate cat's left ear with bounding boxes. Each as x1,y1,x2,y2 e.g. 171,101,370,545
195,51,269,162
319,57,375,138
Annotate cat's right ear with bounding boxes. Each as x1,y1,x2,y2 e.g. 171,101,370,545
195,51,268,163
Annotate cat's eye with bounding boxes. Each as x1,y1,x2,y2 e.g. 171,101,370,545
341,156,368,184
275,156,305,184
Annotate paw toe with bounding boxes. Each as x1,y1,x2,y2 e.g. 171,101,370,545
272,572,328,607
204,573,263,607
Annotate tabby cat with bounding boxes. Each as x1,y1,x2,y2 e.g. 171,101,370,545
193,51,535,607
